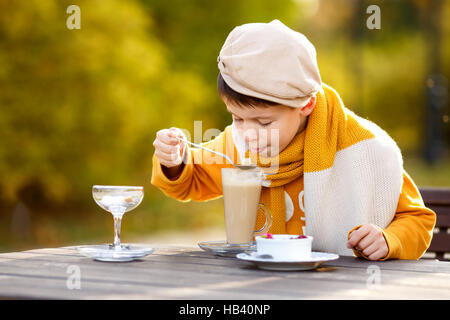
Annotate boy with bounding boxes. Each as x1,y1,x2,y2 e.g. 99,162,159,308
151,20,436,260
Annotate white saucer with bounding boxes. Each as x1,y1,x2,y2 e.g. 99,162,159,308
198,240,256,257
236,251,339,271
77,244,154,262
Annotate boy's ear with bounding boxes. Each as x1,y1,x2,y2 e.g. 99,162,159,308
300,96,316,116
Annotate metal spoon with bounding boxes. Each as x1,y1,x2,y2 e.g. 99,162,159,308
174,136,257,170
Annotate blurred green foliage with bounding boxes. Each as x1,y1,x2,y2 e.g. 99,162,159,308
0,0,449,251
0,0,214,205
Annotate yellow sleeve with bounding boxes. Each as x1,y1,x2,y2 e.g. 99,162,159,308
380,170,436,260
150,128,231,202
348,170,436,260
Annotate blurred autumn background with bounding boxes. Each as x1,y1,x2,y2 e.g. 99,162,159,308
0,0,449,252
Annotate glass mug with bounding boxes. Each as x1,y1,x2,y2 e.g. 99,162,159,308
221,167,272,245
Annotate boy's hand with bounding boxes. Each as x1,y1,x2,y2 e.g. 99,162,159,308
347,224,388,261
153,127,187,168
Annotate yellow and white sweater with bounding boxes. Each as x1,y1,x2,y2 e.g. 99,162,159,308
151,83,436,260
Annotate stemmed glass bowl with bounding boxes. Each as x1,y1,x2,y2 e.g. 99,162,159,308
77,185,154,262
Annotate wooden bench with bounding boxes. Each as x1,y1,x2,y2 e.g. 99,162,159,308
420,187,450,261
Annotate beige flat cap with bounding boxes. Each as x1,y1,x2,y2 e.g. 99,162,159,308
218,19,322,108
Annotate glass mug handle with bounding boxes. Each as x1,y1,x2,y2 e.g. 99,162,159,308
254,203,273,236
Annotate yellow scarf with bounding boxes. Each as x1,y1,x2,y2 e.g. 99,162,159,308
243,82,372,234
239,82,400,239
245,129,306,234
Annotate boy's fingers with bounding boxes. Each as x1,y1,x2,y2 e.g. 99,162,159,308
178,142,186,157
168,127,182,138
155,149,179,165
357,230,378,250
368,248,388,261
167,129,176,138
179,141,185,152
154,139,177,154
362,241,379,257
155,148,176,161
168,127,186,141
347,225,371,249
157,129,179,145
155,149,172,162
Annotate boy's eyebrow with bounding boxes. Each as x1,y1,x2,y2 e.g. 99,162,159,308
226,108,273,119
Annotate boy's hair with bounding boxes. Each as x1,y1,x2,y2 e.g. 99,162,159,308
217,72,278,108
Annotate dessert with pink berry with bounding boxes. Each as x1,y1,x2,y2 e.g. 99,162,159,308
255,233,313,261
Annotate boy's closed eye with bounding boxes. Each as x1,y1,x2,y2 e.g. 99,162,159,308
232,117,272,127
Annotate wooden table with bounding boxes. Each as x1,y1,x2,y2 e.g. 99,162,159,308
0,244,449,300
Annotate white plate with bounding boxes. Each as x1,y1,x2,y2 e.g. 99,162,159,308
198,240,256,257
77,244,154,262
236,251,339,271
